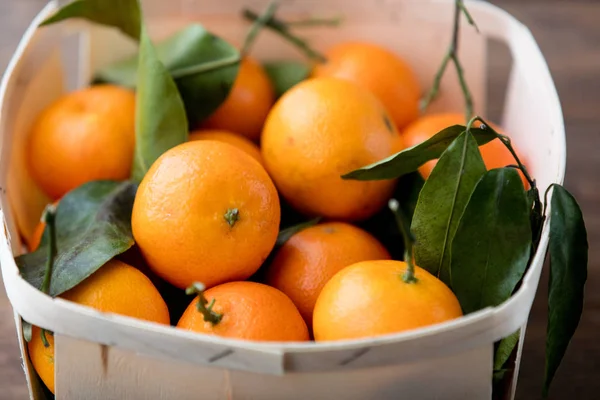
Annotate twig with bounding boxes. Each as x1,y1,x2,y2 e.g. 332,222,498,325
241,1,280,57
170,55,241,79
286,16,342,28
458,0,479,32
421,0,476,120
388,199,418,284
242,9,327,63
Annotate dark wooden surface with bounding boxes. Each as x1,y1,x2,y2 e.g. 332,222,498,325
0,1,598,399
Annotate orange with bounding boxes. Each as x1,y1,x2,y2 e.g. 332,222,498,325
27,85,136,199
266,222,391,328
177,281,309,341
28,221,45,252
189,129,263,166
132,141,280,289
261,77,404,221
313,260,462,341
28,327,55,393
201,58,274,141
312,41,421,130
402,112,528,185
28,260,169,394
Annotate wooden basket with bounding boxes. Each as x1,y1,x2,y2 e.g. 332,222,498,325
0,0,565,399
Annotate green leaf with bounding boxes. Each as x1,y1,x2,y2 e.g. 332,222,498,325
131,26,189,181
451,168,531,313
543,185,588,397
494,330,521,371
263,61,310,98
342,126,495,181
276,218,321,246
411,131,486,284
16,181,137,297
95,24,240,128
40,0,141,40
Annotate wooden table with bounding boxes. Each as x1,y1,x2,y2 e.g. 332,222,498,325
0,1,598,399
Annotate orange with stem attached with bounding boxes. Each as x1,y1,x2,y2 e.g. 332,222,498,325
177,282,309,342
312,200,462,341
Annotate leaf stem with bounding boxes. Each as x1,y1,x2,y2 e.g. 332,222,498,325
241,1,280,57
40,204,57,295
39,204,57,348
467,116,535,189
388,199,418,284
421,0,475,120
543,184,560,216
241,8,327,63
170,55,241,79
186,282,223,325
41,329,52,348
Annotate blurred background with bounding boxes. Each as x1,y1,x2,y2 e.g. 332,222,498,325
0,0,598,399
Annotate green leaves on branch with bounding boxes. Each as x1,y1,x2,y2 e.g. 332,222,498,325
544,185,588,397
16,181,137,297
411,131,486,284
342,126,495,181
132,25,189,181
95,24,240,128
41,0,141,40
451,168,531,313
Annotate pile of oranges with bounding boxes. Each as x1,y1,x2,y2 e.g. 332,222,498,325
23,41,522,393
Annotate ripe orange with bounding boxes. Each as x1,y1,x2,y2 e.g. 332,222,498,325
261,77,404,221
28,260,169,394
177,281,309,342
266,222,391,327
402,112,528,185
313,260,462,341
132,141,280,289
189,129,263,166
28,327,55,393
312,41,421,130
201,58,274,141
27,85,136,199
28,221,45,252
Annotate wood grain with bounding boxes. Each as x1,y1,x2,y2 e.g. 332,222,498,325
0,0,598,399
